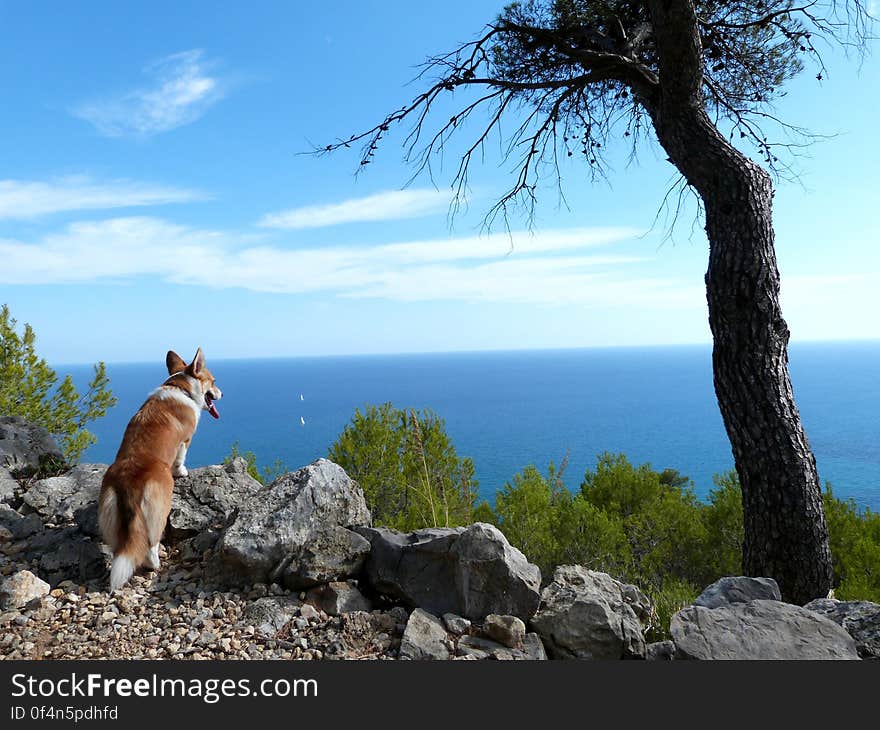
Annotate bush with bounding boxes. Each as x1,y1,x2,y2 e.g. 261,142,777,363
0,304,116,463
223,441,286,485
328,403,478,530
492,462,630,579
823,485,880,602
580,453,712,590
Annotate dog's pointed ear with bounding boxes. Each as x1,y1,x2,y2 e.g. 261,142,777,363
166,350,186,375
191,347,205,376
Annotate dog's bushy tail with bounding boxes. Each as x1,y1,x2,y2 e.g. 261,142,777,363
98,483,150,591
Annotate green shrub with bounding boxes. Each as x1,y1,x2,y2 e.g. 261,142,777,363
0,304,116,463
223,441,286,485
328,403,478,530
823,485,880,602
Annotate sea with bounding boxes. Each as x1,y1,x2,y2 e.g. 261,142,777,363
64,342,880,511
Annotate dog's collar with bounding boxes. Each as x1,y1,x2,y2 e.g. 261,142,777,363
164,372,202,406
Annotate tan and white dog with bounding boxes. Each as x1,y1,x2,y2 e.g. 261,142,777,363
98,348,222,590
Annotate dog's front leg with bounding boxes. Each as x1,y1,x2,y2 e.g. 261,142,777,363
172,441,189,478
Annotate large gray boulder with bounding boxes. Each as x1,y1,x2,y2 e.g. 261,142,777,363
694,576,781,609
530,565,650,660
0,416,64,474
355,522,541,621
22,463,106,529
211,459,371,588
671,600,860,660
168,458,263,540
804,598,880,660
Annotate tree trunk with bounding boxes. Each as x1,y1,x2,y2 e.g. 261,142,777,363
650,105,833,604
645,0,833,605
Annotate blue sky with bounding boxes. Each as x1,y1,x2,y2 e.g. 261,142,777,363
1,1,878,364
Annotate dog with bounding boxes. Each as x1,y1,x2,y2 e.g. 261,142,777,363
98,348,222,590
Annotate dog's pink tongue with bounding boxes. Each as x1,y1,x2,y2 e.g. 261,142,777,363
206,397,220,419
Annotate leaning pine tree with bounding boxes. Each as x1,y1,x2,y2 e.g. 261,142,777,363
317,1,874,603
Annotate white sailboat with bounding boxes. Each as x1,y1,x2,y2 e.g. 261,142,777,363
300,416,305,426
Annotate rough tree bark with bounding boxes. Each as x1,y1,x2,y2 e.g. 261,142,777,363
647,0,832,603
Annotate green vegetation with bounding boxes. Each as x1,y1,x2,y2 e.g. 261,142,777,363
328,403,478,531
0,304,116,464
824,486,880,603
223,441,287,485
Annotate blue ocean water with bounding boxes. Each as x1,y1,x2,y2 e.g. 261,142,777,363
66,342,880,510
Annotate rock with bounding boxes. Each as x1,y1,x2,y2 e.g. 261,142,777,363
1,570,50,610
399,608,451,660
693,576,782,609
211,459,371,587
307,582,372,616
0,467,17,504
442,613,471,634
646,640,676,661
671,600,860,660
356,522,541,621
242,596,302,638
804,598,880,660
22,463,106,523
530,565,649,660
0,417,65,475
281,524,371,590
0,504,43,541
484,614,526,649
22,527,106,585
522,633,548,660
168,459,263,540
456,632,547,661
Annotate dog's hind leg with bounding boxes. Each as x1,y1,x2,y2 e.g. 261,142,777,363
141,472,173,575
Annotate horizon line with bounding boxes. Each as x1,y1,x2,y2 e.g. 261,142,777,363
50,336,880,368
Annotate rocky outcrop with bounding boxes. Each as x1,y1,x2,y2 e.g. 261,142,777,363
671,600,860,660
804,598,880,660
168,458,263,539
355,522,541,621
0,416,64,474
530,565,650,660
211,459,371,588
22,463,106,529
693,576,782,608
1,570,50,610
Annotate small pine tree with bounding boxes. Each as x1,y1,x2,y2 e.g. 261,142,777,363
0,304,116,463
329,402,478,530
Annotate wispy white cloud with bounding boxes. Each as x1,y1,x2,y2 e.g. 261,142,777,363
0,218,668,306
73,50,225,137
258,189,452,230
0,176,203,220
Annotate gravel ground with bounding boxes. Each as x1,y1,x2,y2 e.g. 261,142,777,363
0,544,405,661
